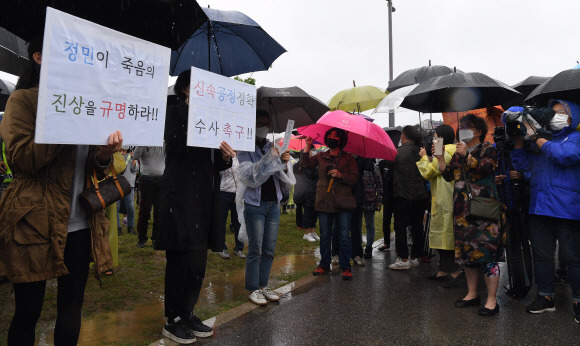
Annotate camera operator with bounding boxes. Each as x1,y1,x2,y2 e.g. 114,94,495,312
511,99,580,324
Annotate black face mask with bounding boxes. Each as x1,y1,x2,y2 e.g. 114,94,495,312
326,138,339,149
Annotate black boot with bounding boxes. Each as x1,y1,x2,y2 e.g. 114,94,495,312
127,226,136,235
118,227,122,236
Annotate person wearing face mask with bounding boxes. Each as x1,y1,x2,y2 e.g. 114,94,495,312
436,114,503,317
511,100,580,324
237,110,291,306
302,128,359,280
154,69,235,343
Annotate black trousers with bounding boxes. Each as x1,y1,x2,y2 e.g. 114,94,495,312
393,197,426,259
164,249,208,320
8,229,91,346
382,198,394,247
438,249,460,273
218,191,243,251
137,175,162,242
295,202,303,228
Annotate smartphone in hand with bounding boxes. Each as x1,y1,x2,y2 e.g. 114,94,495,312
433,138,444,156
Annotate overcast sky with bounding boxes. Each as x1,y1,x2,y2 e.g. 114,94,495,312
196,0,580,127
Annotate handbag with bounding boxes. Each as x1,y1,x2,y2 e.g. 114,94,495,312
462,167,501,222
333,190,357,211
79,162,132,213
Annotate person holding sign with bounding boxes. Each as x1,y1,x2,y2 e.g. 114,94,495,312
0,36,122,346
154,70,235,344
301,129,359,280
237,111,291,306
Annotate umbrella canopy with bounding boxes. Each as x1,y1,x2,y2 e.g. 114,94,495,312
0,79,15,95
442,106,504,143
511,76,550,97
296,110,397,160
387,63,461,92
0,27,29,76
0,0,207,50
327,85,386,113
257,86,328,133
524,68,580,106
400,72,522,113
0,78,15,111
373,83,418,114
170,7,286,77
276,135,323,152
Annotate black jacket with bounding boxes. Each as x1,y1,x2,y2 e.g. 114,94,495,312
154,102,232,251
393,142,427,200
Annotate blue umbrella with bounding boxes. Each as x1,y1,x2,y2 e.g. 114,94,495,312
170,7,286,77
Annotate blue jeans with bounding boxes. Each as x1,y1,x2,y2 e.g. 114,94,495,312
244,201,280,291
528,214,580,302
319,212,352,270
116,188,135,228
364,210,376,251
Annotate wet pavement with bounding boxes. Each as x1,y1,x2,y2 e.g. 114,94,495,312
185,241,580,345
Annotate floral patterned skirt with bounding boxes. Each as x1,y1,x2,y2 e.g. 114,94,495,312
453,215,503,265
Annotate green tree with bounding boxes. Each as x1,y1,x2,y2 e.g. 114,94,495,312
234,76,256,85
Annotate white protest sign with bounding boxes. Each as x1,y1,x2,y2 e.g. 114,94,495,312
36,7,170,146
280,119,295,153
187,67,256,151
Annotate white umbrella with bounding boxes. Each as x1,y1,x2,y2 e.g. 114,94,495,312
372,84,418,114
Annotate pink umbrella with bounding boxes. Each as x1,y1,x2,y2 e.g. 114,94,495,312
276,135,324,152
296,110,397,160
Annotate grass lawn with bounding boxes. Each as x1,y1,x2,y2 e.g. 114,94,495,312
0,207,386,345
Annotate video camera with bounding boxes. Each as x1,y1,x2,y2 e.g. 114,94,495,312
494,107,556,152
419,128,435,155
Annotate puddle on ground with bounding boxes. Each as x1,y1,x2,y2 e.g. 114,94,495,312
34,250,319,345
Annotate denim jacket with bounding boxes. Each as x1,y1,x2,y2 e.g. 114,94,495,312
238,140,282,206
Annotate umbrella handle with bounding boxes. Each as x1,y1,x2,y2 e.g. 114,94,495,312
327,178,334,193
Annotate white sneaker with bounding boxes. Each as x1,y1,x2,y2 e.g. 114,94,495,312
216,249,230,259
389,257,411,270
310,232,320,241
409,258,420,267
261,287,280,302
353,256,365,266
303,233,316,242
331,255,340,265
233,249,246,259
248,290,267,306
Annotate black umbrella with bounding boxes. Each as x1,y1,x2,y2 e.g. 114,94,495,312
511,76,550,97
387,61,462,92
170,7,286,77
0,78,15,112
524,69,580,106
0,0,207,50
0,27,29,76
257,86,329,133
400,71,522,113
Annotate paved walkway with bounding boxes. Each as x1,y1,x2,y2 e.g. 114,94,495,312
156,246,580,345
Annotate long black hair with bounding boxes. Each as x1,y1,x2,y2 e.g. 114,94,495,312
435,124,456,145
15,36,43,90
174,69,191,101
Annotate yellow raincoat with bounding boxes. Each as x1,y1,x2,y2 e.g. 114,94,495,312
416,144,456,250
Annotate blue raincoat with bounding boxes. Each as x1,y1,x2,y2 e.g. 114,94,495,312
511,100,580,220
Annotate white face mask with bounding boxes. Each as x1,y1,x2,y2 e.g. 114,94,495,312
549,113,570,131
255,126,269,139
458,129,474,143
